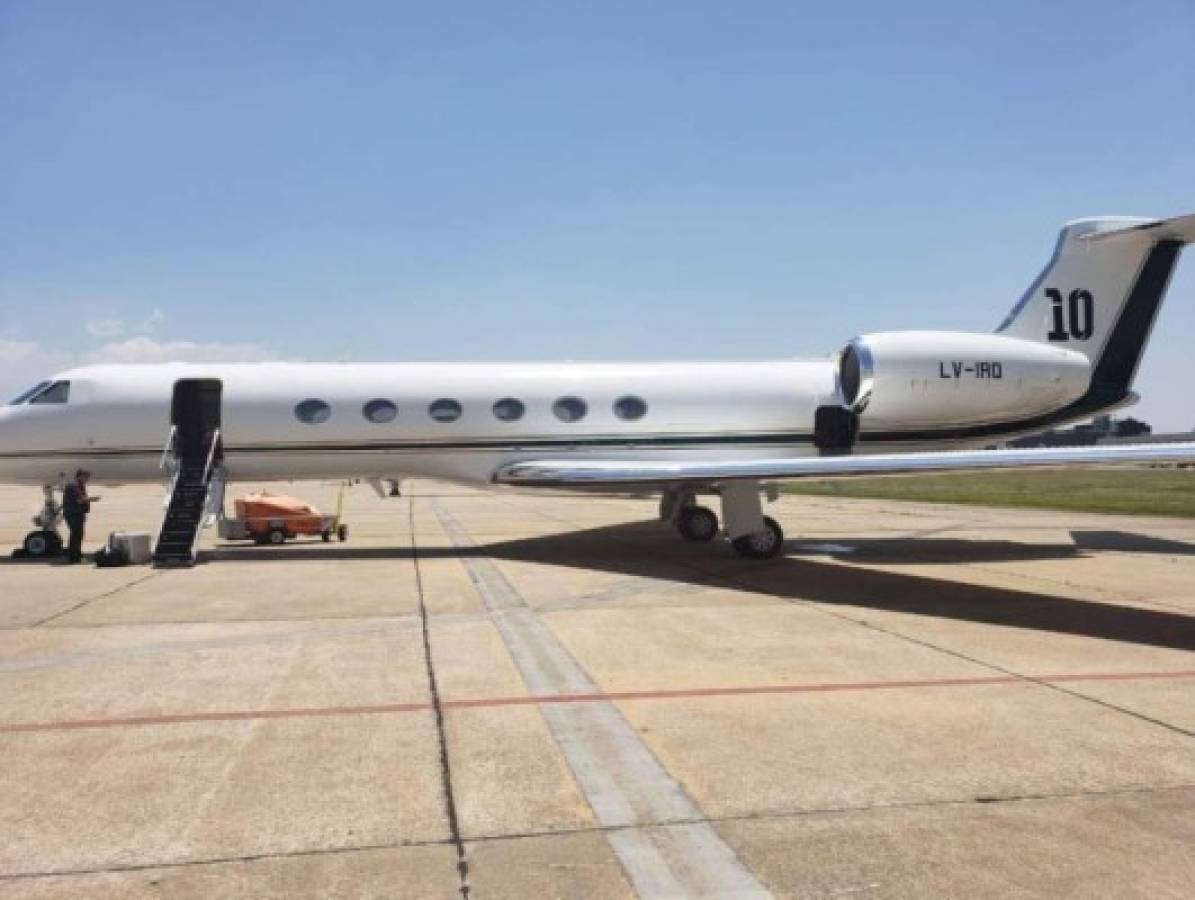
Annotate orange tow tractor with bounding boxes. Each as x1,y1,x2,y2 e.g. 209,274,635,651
218,487,349,545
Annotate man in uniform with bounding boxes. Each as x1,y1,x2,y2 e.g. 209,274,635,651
62,469,98,563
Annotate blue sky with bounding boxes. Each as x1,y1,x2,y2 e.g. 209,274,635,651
2,1,1193,428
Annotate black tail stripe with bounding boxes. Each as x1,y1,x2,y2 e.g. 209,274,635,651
1091,240,1182,392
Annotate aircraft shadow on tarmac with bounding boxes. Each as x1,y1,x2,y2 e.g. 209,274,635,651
201,520,1195,653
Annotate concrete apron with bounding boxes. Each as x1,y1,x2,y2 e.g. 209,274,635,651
430,501,771,899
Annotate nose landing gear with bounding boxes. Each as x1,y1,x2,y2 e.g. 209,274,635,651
23,529,63,558
18,485,64,559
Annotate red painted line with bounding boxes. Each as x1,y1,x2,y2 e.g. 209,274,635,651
0,701,431,735
2,670,1193,736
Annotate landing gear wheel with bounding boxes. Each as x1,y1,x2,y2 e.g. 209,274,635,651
23,530,62,558
321,529,332,542
676,506,719,542
267,527,286,545
731,517,784,559
337,524,349,542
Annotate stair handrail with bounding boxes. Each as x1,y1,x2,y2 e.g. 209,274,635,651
203,467,225,528
201,428,222,485
181,429,223,561
159,424,177,471
160,426,181,511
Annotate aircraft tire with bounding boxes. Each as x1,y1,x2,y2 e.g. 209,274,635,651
23,530,61,558
676,506,719,542
267,527,286,545
731,517,784,559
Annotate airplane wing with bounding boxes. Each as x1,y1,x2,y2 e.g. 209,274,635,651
494,442,1195,488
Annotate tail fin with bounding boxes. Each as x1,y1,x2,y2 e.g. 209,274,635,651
998,214,1194,400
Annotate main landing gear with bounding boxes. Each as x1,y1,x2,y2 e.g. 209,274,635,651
660,483,785,560
20,485,65,559
676,505,719,542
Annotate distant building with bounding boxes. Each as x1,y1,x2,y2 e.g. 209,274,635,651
1007,416,1190,449
1113,417,1152,437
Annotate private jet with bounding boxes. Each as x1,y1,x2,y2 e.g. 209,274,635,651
2,213,1194,565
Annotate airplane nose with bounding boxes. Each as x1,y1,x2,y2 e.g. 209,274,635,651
0,404,26,454
0,405,35,483
0,408,11,462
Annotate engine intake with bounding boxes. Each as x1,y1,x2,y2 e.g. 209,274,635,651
839,340,874,410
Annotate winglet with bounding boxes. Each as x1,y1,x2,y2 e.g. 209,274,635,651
1078,213,1195,244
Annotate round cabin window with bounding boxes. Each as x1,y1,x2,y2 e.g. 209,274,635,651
294,399,331,424
429,399,462,423
363,398,398,423
492,398,525,422
552,396,587,423
613,395,647,421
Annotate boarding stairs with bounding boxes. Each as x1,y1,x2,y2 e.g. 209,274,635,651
153,427,223,567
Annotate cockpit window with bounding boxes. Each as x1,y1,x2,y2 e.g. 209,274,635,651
8,381,51,405
28,381,70,405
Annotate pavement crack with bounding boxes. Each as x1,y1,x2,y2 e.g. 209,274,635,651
409,496,471,900
456,780,1195,845
8,783,1194,885
31,571,160,627
0,837,453,883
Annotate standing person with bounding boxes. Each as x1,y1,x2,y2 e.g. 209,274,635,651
62,469,98,563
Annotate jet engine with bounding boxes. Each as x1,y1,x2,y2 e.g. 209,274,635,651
837,331,1091,433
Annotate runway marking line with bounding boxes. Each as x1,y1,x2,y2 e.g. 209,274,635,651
2,669,1194,736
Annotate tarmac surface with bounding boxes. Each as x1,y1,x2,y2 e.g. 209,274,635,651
1,479,1193,898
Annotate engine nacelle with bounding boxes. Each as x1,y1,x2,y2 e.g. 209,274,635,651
839,331,1091,431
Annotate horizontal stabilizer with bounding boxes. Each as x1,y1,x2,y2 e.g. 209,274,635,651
495,442,1195,487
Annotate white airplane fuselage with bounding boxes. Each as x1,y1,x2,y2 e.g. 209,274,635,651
0,359,849,487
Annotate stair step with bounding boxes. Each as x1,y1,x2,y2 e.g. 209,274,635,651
156,462,213,561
